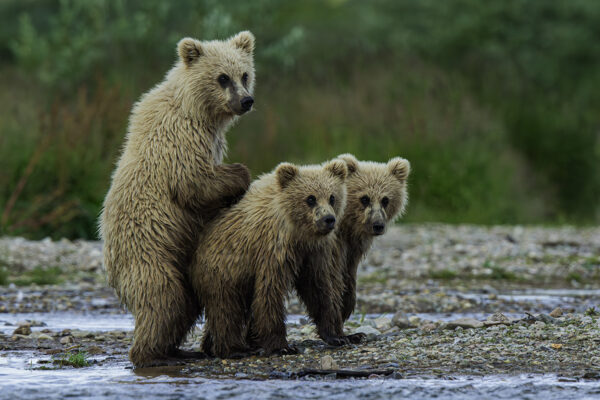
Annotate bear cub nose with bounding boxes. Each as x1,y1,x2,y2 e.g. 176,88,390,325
240,96,254,112
318,215,336,233
372,222,385,235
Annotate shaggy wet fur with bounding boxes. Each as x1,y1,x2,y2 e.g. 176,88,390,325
99,31,256,367
335,154,410,324
191,161,348,358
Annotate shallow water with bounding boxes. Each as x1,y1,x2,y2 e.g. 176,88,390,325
2,288,600,399
2,353,600,400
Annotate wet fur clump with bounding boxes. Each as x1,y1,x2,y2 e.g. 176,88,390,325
191,160,348,358
99,31,256,368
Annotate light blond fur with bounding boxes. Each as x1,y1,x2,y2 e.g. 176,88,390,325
191,160,348,358
99,31,256,367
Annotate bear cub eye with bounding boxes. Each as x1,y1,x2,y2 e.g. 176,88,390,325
360,195,370,207
218,74,230,87
329,195,335,206
381,196,389,208
306,195,317,207
242,72,249,86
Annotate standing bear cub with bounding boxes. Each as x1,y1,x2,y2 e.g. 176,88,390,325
191,160,348,358
99,31,256,367
335,154,410,326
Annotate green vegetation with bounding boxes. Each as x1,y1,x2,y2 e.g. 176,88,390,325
429,269,458,280
52,351,90,368
566,272,583,284
12,266,63,286
1,0,599,239
585,307,598,317
0,267,8,286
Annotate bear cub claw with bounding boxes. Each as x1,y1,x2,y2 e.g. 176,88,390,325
345,333,366,344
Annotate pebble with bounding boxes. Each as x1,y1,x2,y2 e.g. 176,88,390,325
391,312,412,329
320,355,338,370
373,316,392,331
13,324,31,335
60,336,74,344
446,318,484,329
550,307,563,318
352,326,381,341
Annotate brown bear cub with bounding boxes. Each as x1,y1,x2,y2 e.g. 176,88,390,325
335,154,410,325
99,31,256,367
191,160,348,358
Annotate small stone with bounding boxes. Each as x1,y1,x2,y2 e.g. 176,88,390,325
86,346,105,355
391,312,412,329
446,318,484,329
300,326,313,335
533,321,546,328
71,330,94,339
60,336,74,345
320,355,338,370
13,324,31,335
408,316,421,326
37,334,53,341
352,326,381,341
421,323,436,332
486,312,511,324
549,307,563,318
373,316,392,331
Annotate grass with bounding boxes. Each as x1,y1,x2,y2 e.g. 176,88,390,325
0,267,8,286
429,269,458,280
566,272,583,283
11,266,63,286
52,351,90,368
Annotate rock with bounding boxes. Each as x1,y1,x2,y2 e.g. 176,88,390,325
549,307,563,318
60,336,74,344
86,346,105,355
352,326,381,341
37,334,53,341
373,316,392,331
13,324,31,335
408,316,421,326
446,318,484,329
484,312,512,326
391,312,412,329
300,325,313,335
421,323,436,332
320,355,338,370
71,330,94,339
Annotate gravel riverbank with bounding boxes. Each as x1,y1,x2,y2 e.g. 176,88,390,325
1,224,599,380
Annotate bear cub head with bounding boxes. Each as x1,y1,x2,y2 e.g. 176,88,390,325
337,154,410,237
275,160,348,237
177,31,255,116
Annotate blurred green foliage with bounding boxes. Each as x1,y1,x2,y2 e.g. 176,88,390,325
1,0,599,239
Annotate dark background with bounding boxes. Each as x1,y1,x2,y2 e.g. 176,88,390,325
1,0,599,239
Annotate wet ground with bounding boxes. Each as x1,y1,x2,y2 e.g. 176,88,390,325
1,224,600,399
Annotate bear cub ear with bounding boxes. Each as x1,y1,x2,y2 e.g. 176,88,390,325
178,38,204,66
388,157,411,182
325,160,348,181
276,163,299,189
230,31,255,55
336,153,359,175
